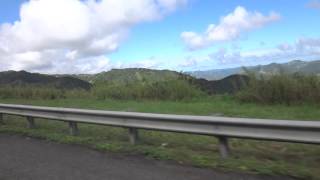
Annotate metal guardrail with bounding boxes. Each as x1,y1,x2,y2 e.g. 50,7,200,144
0,103,319,158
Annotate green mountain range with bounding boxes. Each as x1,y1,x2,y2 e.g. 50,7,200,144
74,68,184,84
5,59,319,94
0,68,248,95
74,68,248,94
0,70,91,90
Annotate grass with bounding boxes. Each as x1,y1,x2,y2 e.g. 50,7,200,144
0,96,320,179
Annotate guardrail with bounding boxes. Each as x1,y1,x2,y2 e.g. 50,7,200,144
0,103,319,158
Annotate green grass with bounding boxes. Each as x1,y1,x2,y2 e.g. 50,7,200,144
0,96,320,179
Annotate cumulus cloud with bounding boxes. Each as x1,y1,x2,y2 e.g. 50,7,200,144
0,0,186,73
181,6,280,50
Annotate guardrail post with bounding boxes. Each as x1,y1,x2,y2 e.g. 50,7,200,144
68,122,79,136
217,136,230,158
0,113,3,124
26,116,35,129
128,128,139,145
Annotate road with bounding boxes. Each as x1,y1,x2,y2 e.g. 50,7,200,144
0,134,293,180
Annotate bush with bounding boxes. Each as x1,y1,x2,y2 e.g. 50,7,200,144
236,73,320,105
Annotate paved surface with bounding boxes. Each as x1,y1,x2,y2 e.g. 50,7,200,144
0,134,294,180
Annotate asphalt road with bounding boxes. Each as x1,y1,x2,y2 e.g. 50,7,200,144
0,134,294,180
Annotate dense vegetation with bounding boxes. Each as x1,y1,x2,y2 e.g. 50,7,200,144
1,69,320,105
0,79,204,101
0,85,89,100
87,68,183,84
237,73,320,105
0,69,204,100
92,80,204,100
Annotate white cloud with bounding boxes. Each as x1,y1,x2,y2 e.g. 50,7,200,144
179,55,210,67
181,6,280,50
123,60,160,69
0,0,186,73
179,56,198,67
112,56,162,70
17,52,163,74
179,37,320,68
0,50,55,72
213,37,320,65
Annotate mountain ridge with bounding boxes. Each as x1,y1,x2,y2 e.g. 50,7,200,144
188,60,320,80
88,68,184,84
0,70,92,90
0,69,248,95
3,59,319,94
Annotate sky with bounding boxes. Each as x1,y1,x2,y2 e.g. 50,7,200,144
0,0,320,74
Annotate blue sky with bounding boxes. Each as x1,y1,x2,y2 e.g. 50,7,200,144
0,0,320,73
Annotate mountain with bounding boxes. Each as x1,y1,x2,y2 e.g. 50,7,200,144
249,60,320,75
72,68,247,94
189,60,320,80
0,69,248,94
74,68,187,84
0,70,92,90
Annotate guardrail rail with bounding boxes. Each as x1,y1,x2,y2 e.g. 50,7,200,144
0,103,319,158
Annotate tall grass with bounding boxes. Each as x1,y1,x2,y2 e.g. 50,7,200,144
0,85,91,100
0,86,66,99
0,79,205,101
236,73,320,105
92,80,205,101
3,73,320,104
